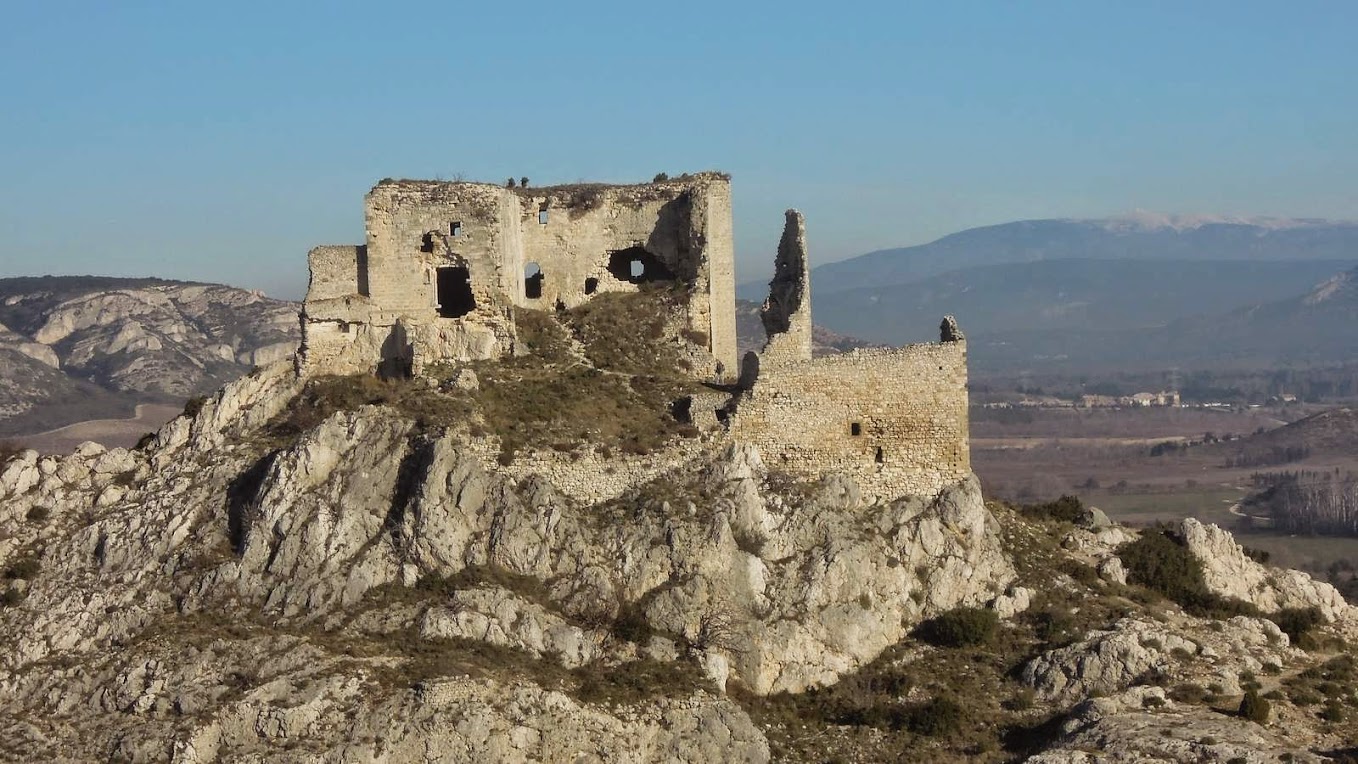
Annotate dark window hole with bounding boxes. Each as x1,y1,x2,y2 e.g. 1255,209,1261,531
525,262,543,299
607,246,674,285
436,266,476,318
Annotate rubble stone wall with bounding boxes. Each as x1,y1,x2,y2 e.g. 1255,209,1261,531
731,342,970,501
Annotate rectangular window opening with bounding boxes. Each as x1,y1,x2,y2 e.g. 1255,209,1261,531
850,422,862,437
450,221,462,236
538,208,549,225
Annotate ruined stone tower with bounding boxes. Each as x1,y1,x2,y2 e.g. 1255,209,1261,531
299,173,737,378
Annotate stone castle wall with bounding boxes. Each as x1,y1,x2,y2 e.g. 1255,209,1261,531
730,341,970,501
297,171,971,506
299,174,737,378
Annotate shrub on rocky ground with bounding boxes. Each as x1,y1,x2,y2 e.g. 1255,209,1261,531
1239,689,1271,723
916,607,999,648
1019,495,1084,524
3,557,40,580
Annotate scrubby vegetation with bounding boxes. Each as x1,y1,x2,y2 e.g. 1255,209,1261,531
915,607,999,648
1117,525,1327,645
261,289,710,464
1018,494,1085,524
3,555,40,580
1239,688,1271,723
0,441,21,465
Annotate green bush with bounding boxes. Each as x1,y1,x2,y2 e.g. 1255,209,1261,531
0,441,21,465
905,695,965,737
1239,689,1271,724
1169,683,1207,704
1271,607,1323,645
1019,495,1084,524
3,557,39,580
915,606,998,648
1118,528,1209,605
1117,528,1265,621
181,396,208,419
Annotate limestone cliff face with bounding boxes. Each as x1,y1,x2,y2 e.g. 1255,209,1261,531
1179,517,1357,623
0,360,1015,759
3,362,1358,761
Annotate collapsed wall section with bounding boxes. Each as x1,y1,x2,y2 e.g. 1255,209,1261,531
730,341,970,501
759,210,813,367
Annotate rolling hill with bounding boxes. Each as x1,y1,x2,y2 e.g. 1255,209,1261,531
807,258,1356,345
0,276,299,438
769,215,1358,297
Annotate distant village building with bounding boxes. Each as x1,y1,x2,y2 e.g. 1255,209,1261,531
1078,391,1180,408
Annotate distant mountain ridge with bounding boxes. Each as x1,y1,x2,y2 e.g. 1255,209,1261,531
809,258,1357,345
968,264,1358,371
734,215,1358,371
736,215,1358,299
0,276,299,437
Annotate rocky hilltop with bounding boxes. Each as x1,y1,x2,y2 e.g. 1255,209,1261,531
2,300,1358,761
0,277,299,438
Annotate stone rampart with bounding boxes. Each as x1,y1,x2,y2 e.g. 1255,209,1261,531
730,341,970,501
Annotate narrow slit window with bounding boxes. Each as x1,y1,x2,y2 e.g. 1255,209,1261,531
850,422,862,437
538,208,549,225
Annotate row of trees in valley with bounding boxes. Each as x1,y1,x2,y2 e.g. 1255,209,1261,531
1249,470,1358,536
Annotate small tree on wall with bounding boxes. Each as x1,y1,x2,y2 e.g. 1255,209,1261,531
506,177,516,188
520,177,530,188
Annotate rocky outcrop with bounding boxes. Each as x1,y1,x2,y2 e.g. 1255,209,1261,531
1179,518,1356,622
1022,615,1297,706
1029,686,1324,763
7,348,1358,759
0,632,769,763
1022,619,1199,703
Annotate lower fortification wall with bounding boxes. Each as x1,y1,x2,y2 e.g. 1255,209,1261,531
463,438,722,507
731,342,969,501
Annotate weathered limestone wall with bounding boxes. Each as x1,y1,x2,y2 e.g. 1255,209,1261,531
463,438,722,506
305,246,366,302
759,210,813,368
731,341,970,501
298,174,736,377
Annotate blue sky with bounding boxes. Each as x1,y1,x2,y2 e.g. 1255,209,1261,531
1,1,1355,298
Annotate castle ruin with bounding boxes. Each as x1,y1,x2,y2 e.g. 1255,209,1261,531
299,173,968,501
301,173,736,378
